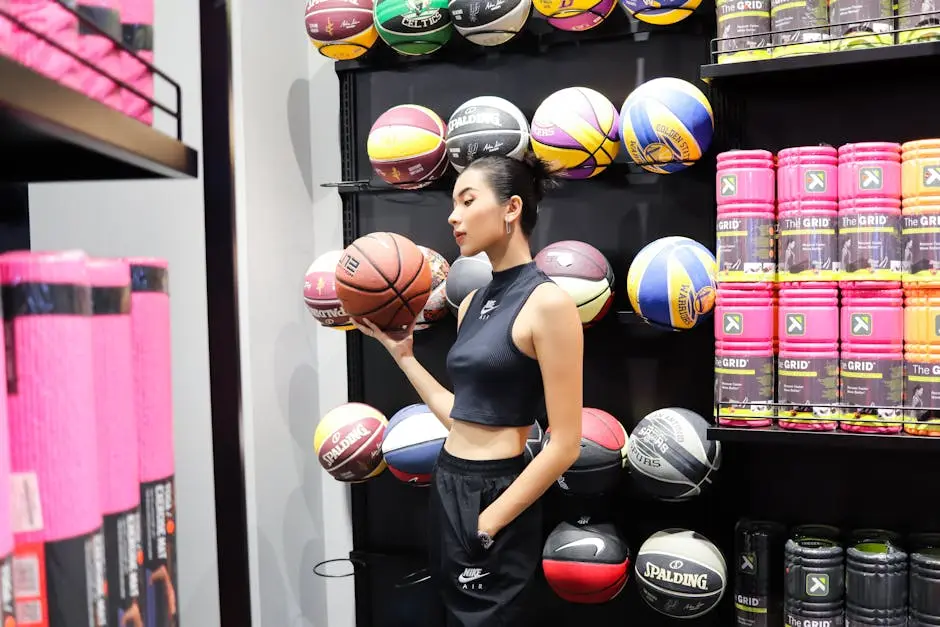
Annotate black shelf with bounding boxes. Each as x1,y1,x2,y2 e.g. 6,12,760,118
701,40,940,83
708,425,940,451
0,54,198,182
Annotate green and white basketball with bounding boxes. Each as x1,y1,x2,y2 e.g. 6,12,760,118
374,0,453,55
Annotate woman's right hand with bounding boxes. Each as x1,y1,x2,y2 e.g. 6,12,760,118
352,316,416,362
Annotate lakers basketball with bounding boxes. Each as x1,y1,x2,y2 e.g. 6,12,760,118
626,236,716,331
530,87,620,179
367,104,449,189
619,77,714,174
305,0,379,60
314,402,388,482
618,0,702,25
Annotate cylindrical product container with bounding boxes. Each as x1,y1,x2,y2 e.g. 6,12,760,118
76,0,123,110
777,282,840,430
785,536,845,626
897,0,940,44
8,0,83,91
778,200,839,282
715,284,777,427
902,139,940,201
777,146,838,204
837,142,902,202
715,0,773,62
838,197,902,282
902,196,940,286
717,203,777,283
119,0,155,125
717,150,776,206
828,0,895,50
0,262,13,625
88,258,144,627
770,0,830,57
910,548,940,626
839,283,903,434
903,287,940,436
845,542,908,626
735,519,786,627
0,250,107,626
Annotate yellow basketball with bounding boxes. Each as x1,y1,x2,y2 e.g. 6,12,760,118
530,87,620,180
533,0,599,18
367,104,449,189
305,0,379,61
314,402,388,482
311,28,380,61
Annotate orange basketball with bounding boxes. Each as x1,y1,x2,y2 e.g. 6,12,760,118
335,232,433,331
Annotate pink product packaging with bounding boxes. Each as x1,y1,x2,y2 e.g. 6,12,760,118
777,145,839,204
838,197,902,281
76,0,123,110
840,342,903,434
8,0,83,91
837,142,902,202
118,0,154,125
716,150,776,206
840,283,904,347
715,342,775,428
778,200,839,281
715,283,777,342
716,203,777,283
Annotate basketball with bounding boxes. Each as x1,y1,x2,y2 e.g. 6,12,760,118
374,0,453,55
414,246,451,331
368,104,449,189
543,519,631,604
445,252,493,315
381,403,448,485
449,0,531,45
530,87,620,179
544,407,628,496
304,0,379,60
535,240,614,327
303,250,354,330
335,232,433,331
626,236,717,331
445,96,531,172
619,77,714,174
635,529,727,619
524,421,544,462
314,402,388,482
547,0,617,31
618,0,702,25
627,407,721,501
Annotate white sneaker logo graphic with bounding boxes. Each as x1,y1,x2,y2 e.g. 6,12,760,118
555,537,606,557
458,568,490,584
479,300,499,319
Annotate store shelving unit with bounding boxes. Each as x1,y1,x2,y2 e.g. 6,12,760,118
707,425,940,451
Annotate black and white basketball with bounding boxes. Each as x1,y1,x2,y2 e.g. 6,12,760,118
635,529,727,619
445,96,531,172
627,407,721,502
445,252,493,315
448,0,532,46
524,421,544,462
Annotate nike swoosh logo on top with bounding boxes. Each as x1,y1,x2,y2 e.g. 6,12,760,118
555,537,606,556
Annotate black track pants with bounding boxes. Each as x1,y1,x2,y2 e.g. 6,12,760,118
428,449,542,627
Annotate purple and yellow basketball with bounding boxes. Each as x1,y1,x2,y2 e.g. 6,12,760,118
530,87,620,179
547,0,617,31
367,104,449,189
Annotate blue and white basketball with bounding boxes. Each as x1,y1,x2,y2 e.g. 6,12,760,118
381,403,448,486
619,77,714,174
627,236,716,331
618,0,702,25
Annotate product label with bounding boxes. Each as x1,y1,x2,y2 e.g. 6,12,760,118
735,593,770,627
716,0,772,52
141,477,178,627
771,0,829,45
715,354,775,418
777,357,840,420
839,212,902,279
104,507,143,627
829,0,894,38
904,359,940,422
717,216,777,282
902,213,940,282
840,357,903,422
779,215,838,281
786,613,845,627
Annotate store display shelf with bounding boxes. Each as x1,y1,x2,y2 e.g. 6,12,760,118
708,425,940,451
0,54,197,182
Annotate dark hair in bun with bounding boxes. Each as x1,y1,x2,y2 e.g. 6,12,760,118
463,151,559,237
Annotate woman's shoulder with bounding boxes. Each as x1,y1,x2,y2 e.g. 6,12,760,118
527,280,578,319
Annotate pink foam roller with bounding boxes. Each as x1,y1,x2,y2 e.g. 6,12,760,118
716,203,777,283
840,285,903,346
778,283,840,344
0,11,12,58
777,146,839,204
778,200,839,282
715,284,777,342
117,0,153,125
838,197,902,282
715,341,775,428
0,297,12,563
840,343,904,435
76,0,123,110
837,142,902,202
9,0,83,92
716,149,776,206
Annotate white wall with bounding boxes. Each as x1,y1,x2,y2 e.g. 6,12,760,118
27,0,221,624
229,0,354,625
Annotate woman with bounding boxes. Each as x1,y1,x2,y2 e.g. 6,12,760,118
353,152,584,627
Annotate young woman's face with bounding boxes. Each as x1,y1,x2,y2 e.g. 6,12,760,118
448,168,506,257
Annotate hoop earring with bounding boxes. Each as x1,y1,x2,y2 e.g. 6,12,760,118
505,220,512,235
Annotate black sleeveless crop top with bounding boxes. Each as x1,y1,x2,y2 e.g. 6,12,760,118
446,261,552,428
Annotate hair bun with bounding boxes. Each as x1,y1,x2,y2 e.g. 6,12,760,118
520,151,559,202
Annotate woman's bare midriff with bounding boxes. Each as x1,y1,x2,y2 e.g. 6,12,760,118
443,419,531,460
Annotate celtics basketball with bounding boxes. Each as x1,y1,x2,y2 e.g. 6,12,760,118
374,0,453,55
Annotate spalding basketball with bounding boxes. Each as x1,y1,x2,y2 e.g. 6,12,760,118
445,96,531,172
544,407,628,496
335,232,433,332
314,402,388,482
445,252,493,315
305,0,379,61
543,518,631,604
627,407,721,501
535,240,614,327
635,529,727,619
303,249,354,330
414,245,450,331
367,104,449,189
381,403,448,485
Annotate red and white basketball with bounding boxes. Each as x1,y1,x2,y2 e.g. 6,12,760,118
544,407,628,495
543,519,631,604
414,246,451,331
304,250,354,330
314,402,388,482
535,240,614,327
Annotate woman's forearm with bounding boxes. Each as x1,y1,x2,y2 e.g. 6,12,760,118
396,354,455,429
